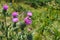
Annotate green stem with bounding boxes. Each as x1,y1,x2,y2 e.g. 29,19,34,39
0,37,2,40
4,11,9,40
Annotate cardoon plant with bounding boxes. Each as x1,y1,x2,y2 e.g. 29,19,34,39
3,4,8,16
12,11,19,34
2,4,8,40
19,12,32,40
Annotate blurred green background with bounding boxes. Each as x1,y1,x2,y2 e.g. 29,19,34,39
0,0,60,40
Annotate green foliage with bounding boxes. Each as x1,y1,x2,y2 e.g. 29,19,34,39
55,0,60,4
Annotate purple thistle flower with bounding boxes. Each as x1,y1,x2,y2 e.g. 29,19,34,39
12,18,18,23
3,4,8,10
24,16,32,25
12,12,18,18
27,11,32,17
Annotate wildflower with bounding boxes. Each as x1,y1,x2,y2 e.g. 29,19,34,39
24,16,32,25
12,12,18,18
12,18,18,23
3,4,8,10
27,11,32,17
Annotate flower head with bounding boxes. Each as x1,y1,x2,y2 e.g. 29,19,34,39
24,16,32,25
3,4,8,10
27,11,32,17
12,12,18,18
12,18,18,23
